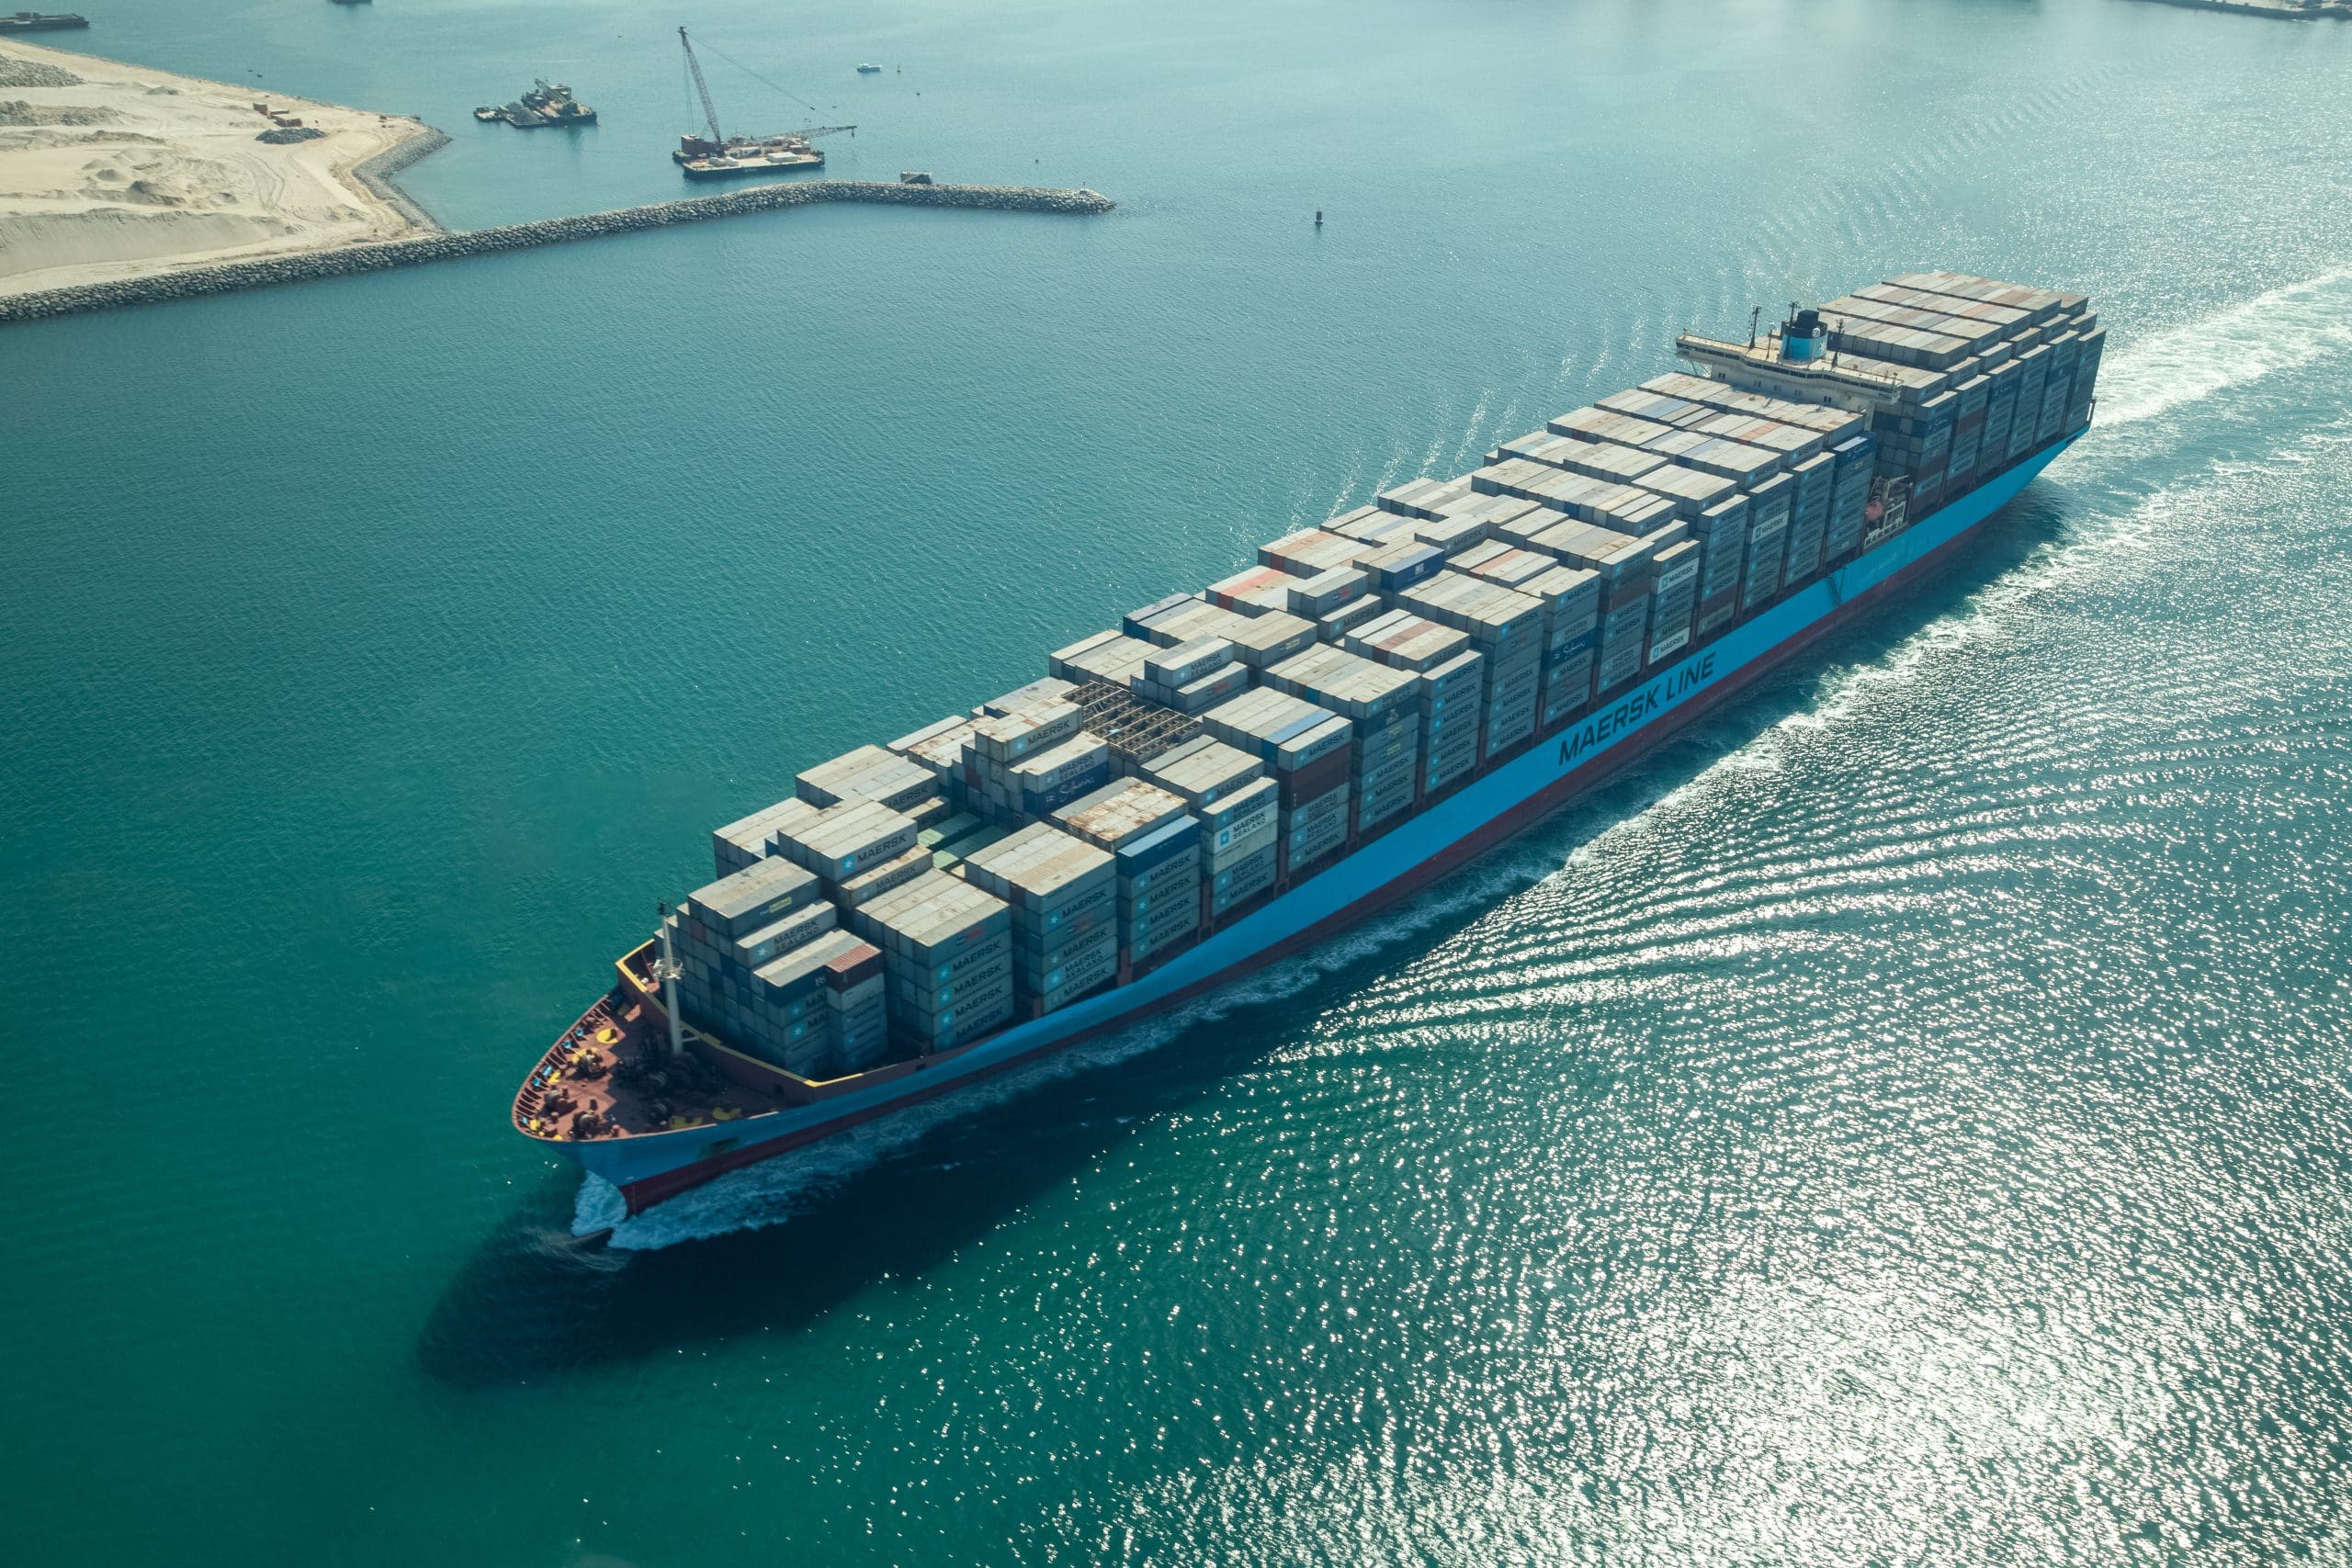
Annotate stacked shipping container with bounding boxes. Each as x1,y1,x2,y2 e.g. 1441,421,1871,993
650,272,2094,1085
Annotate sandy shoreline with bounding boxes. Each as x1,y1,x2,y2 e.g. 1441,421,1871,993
0,36,439,299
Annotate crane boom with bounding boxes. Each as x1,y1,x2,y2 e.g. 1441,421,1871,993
678,27,723,146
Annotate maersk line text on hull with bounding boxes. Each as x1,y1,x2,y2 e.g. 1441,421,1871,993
1558,653,1719,765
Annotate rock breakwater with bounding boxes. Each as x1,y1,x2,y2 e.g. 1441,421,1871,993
349,123,448,232
0,180,1115,323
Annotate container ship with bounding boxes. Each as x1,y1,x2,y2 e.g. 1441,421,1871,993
513,271,2103,1215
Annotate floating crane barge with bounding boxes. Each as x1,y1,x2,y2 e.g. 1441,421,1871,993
673,27,852,180
513,276,2103,1216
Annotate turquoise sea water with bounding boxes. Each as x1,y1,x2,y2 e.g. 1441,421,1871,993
6,0,2352,1562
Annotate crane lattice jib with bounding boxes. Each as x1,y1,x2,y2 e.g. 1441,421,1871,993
678,28,723,145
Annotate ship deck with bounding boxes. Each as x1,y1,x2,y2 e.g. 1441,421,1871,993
510,949,801,1143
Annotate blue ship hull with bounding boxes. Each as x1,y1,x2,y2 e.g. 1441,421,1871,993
563,434,2080,1211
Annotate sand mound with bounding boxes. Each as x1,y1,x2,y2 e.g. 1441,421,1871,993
0,98,119,127
0,56,81,90
0,127,164,150
0,206,299,276
116,177,184,207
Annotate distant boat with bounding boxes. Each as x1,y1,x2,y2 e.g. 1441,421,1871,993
855,62,882,73
479,79,596,129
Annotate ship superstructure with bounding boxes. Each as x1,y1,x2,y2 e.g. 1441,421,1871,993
512,272,2103,1213
476,80,596,129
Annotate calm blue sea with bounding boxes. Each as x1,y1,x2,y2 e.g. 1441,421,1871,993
5,1,2351,1562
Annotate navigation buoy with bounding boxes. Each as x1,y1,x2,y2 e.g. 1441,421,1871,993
1315,209,1323,227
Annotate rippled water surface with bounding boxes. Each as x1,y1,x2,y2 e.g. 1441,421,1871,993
6,1,2352,1563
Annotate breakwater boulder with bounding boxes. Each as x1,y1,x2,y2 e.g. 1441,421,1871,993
0,179,1115,324
350,124,451,232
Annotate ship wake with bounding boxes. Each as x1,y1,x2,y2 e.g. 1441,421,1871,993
2091,268,2352,432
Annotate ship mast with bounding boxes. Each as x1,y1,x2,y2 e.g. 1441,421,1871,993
678,27,725,146
653,903,687,1057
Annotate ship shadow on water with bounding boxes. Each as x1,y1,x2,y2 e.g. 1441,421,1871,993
416,492,2070,1390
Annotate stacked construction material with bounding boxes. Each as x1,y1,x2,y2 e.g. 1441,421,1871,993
846,869,1014,1051
960,823,1120,1017
1344,609,1482,795
1398,571,1545,761
668,856,858,1076
1047,628,1157,688
1203,687,1354,878
1141,737,1278,918
1133,635,1250,714
1266,644,1423,835
1055,778,1204,972
1450,540,1602,728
